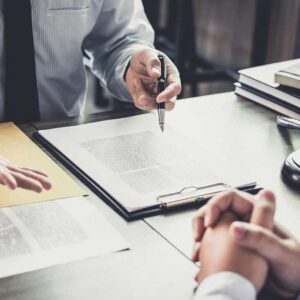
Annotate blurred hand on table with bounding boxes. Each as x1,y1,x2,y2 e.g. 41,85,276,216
0,155,51,193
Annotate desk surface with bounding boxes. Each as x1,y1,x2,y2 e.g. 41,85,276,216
2,92,300,300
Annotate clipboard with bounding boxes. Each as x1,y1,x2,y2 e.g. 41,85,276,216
34,132,260,221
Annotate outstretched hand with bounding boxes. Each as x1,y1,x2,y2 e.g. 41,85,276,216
0,156,51,193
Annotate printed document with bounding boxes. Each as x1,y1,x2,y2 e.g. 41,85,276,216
39,113,254,212
0,197,129,278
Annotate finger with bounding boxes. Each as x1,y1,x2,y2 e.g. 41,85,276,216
194,271,201,283
131,49,160,78
251,190,276,229
139,49,161,78
132,78,156,111
230,222,285,263
166,60,181,86
191,242,201,262
6,166,52,190
9,171,44,193
165,98,176,111
195,271,204,284
21,167,48,177
274,223,293,239
0,168,17,190
204,190,254,228
130,77,139,101
157,71,182,103
192,206,207,241
204,203,220,228
157,82,181,104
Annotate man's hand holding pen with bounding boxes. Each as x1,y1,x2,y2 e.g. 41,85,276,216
125,48,182,112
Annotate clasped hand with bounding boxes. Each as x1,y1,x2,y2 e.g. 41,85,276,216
192,190,300,298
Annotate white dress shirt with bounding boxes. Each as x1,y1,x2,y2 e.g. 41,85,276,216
0,0,154,121
194,272,256,300
195,272,300,300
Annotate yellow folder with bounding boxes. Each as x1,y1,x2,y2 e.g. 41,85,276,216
0,123,87,207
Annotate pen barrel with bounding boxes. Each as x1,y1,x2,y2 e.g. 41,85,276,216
157,55,166,131
157,79,166,110
157,79,166,94
157,102,165,110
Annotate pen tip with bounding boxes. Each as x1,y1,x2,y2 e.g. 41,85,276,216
160,124,164,132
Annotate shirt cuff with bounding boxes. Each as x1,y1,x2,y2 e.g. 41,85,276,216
194,272,256,300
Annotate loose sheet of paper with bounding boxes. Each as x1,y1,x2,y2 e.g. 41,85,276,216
0,197,129,279
0,123,86,207
39,114,253,212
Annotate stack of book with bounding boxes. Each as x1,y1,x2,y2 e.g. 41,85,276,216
235,59,300,119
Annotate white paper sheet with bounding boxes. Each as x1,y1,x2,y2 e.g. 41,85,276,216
0,197,129,279
39,113,254,212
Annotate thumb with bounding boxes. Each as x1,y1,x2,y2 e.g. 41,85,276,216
250,189,276,229
230,222,285,263
138,49,161,78
0,167,17,189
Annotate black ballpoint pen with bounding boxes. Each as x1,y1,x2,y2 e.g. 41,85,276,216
157,54,166,132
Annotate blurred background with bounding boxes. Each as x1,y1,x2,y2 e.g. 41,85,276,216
85,0,300,114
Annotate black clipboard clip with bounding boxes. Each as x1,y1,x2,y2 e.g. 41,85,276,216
157,183,231,208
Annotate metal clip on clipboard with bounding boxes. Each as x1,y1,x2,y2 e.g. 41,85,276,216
157,183,231,208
